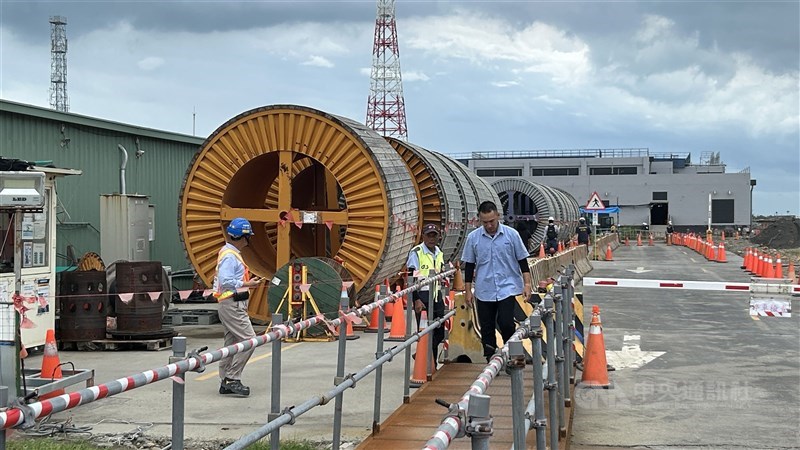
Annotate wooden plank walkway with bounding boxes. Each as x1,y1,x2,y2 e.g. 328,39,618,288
358,363,573,449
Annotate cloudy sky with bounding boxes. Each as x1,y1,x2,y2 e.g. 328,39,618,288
1,1,798,215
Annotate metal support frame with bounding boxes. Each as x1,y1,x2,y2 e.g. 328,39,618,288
332,293,349,450
544,295,559,450
270,314,283,450
170,337,187,450
403,275,414,403
530,315,547,450
507,339,526,450
372,285,388,434
465,393,493,450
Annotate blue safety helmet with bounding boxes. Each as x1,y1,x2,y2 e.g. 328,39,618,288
226,218,254,238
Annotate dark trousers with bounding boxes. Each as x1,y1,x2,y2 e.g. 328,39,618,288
415,290,445,362
476,295,517,360
546,239,558,254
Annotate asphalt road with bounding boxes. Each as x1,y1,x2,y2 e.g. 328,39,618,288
571,243,800,450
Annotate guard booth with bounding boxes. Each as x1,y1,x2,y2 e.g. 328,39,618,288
0,165,81,348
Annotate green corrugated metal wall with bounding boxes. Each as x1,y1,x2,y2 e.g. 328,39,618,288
1,100,206,283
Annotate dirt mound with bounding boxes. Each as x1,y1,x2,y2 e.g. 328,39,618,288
752,217,800,249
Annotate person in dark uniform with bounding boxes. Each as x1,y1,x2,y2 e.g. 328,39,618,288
515,221,533,253
575,217,591,246
407,223,445,363
545,217,559,256
666,221,674,244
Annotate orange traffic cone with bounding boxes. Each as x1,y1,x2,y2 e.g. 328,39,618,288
410,311,431,388
721,231,726,241
741,248,750,270
578,306,612,389
39,329,65,400
775,254,784,278
383,279,393,320
604,244,613,261
648,234,654,246
624,237,629,246
636,233,642,246
787,260,797,283
764,255,775,278
453,262,465,291
365,286,389,333
716,242,727,263
557,241,564,253
385,289,407,342
538,242,546,258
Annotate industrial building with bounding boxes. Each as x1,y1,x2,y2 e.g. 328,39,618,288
455,148,755,233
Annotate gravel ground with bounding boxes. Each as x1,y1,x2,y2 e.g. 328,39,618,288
721,216,800,280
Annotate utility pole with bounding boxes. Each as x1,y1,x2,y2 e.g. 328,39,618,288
365,0,408,140
49,16,69,112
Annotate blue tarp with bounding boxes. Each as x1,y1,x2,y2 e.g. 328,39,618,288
580,206,620,214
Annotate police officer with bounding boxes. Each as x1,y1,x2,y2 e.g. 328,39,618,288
666,221,674,244
406,223,445,364
576,217,591,246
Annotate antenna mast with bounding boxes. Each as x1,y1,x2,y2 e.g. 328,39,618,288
366,0,408,140
49,15,69,112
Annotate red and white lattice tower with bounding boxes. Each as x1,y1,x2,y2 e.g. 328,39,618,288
366,0,408,140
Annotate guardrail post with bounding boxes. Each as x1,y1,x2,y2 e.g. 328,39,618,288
427,269,437,380
508,339,526,450
530,315,547,450
403,275,414,403
552,286,566,434
0,386,7,450
372,285,388,434
564,266,576,385
544,295,559,450
269,313,283,450
465,393,493,450
332,293,350,450
559,274,573,406
170,336,187,450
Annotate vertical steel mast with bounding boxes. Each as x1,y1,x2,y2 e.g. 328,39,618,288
366,0,408,140
49,16,69,112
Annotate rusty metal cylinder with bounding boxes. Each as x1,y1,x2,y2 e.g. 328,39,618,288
58,270,108,341
114,261,164,333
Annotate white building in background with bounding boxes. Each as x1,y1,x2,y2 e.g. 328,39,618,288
456,148,755,231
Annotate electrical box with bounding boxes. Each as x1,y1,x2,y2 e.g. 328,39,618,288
100,194,151,264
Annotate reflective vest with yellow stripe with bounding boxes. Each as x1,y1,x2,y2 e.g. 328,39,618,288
413,244,444,292
212,247,250,301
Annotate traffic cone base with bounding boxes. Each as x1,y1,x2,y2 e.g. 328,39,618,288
578,307,613,389
39,329,65,400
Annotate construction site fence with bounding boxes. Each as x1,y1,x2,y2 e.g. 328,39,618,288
0,270,454,450
422,266,580,450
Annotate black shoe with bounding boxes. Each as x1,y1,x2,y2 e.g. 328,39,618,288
219,378,250,396
606,364,616,372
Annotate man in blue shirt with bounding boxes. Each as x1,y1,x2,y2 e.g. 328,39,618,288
461,201,533,362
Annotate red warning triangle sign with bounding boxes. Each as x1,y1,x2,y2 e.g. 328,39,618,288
585,192,605,210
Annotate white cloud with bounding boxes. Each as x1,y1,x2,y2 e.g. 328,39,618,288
137,56,164,71
403,70,429,82
534,94,564,105
491,80,519,88
301,55,334,68
404,12,591,85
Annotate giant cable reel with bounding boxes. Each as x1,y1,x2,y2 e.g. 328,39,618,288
179,105,418,323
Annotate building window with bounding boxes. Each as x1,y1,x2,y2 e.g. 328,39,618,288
712,199,734,223
476,168,522,177
653,192,668,201
589,167,637,175
530,167,579,176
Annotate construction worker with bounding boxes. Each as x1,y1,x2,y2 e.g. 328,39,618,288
406,223,445,364
462,201,532,362
545,216,559,255
575,217,591,247
213,217,263,397
666,221,674,243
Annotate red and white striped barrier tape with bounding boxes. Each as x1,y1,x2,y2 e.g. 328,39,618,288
584,277,800,293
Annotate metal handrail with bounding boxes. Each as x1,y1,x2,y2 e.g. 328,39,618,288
0,270,454,430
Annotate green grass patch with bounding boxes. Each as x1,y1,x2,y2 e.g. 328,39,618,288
7,439,110,450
